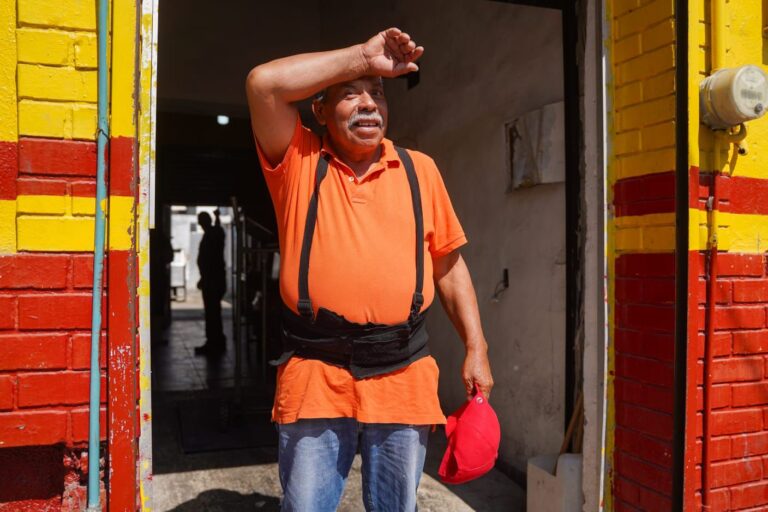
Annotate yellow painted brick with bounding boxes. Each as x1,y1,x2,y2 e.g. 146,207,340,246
18,0,96,31
642,19,674,51
615,227,643,252
696,21,709,49
644,70,675,100
74,33,97,68
18,100,70,138
17,28,71,66
0,0,18,142
17,64,96,102
111,0,137,138
72,104,97,140
613,0,641,18
72,196,94,215
617,95,675,131
615,212,675,228
18,100,96,140
615,130,642,155
108,195,135,251
0,200,16,254
614,34,642,63
618,45,675,85
617,147,676,178
17,215,94,252
615,82,643,108
642,225,675,251
17,195,67,215
615,0,674,38
641,121,675,150
694,45,709,75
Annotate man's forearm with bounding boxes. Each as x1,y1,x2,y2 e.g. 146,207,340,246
246,45,367,105
434,251,494,398
434,252,487,352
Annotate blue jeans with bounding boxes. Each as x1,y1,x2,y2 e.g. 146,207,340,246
278,418,429,511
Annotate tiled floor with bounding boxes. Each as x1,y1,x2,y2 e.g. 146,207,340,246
150,291,525,511
152,291,265,392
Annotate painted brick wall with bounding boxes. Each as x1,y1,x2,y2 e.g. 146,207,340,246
0,2,107,510
0,0,139,510
685,0,768,509
607,1,678,510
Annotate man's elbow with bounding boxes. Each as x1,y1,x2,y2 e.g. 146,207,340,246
245,65,274,100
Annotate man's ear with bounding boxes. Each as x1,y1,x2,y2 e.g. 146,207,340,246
311,100,326,126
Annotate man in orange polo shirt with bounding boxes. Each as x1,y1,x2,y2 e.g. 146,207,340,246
246,28,493,511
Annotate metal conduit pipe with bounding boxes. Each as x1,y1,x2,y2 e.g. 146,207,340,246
702,0,727,508
87,0,110,509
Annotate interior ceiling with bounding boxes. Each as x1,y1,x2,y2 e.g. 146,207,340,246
157,0,402,119
153,0,552,214
156,0,548,119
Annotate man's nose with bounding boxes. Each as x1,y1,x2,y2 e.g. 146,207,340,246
357,91,376,110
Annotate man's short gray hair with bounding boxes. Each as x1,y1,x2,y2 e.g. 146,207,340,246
314,89,327,103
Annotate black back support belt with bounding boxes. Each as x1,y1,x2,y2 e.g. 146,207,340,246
273,146,430,379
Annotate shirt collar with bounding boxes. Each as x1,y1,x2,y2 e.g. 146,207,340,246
320,134,402,172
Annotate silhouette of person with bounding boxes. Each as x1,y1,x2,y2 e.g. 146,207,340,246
194,210,227,356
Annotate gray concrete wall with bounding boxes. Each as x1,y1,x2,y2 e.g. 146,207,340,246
157,0,566,475
383,2,566,474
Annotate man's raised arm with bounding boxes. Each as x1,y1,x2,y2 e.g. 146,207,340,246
245,28,423,167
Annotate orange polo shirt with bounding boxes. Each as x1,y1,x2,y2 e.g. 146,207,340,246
256,118,467,425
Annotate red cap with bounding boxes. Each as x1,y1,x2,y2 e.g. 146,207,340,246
438,385,501,485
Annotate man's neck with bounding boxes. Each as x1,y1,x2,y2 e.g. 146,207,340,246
331,141,382,178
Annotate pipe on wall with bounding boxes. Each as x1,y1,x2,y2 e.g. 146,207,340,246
87,0,110,509
701,0,726,508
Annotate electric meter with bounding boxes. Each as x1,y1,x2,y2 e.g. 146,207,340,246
700,64,768,129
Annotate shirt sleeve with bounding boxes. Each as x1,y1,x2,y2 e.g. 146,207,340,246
254,115,305,176
424,157,467,258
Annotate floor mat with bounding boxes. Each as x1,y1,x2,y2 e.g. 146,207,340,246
178,399,277,454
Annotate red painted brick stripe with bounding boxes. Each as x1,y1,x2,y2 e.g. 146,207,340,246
16,177,67,196
693,166,768,215
16,177,97,197
0,254,68,289
109,136,135,197
19,138,96,177
17,138,134,195
71,406,107,443
107,248,138,509
0,333,68,371
17,371,106,408
0,410,67,447
0,141,17,200
614,171,675,217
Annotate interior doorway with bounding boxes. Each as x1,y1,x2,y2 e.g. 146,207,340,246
143,1,576,510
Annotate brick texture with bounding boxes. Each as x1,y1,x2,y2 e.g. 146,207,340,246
16,371,105,408
0,410,67,446
614,252,677,507
18,293,92,330
692,252,768,503
609,2,678,507
0,3,133,511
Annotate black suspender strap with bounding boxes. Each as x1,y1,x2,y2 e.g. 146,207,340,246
296,147,424,321
297,153,330,319
395,147,425,318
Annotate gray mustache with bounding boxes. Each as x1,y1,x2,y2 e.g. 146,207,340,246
348,111,383,128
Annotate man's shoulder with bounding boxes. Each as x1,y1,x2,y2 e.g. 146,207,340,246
389,142,438,171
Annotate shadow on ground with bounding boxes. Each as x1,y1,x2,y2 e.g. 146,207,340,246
167,489,280,511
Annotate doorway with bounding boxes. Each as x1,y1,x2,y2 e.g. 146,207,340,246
142,1,576,510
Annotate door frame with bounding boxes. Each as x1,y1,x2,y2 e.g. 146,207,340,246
137,0,160,508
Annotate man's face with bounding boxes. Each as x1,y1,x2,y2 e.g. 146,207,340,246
313,77,388,154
